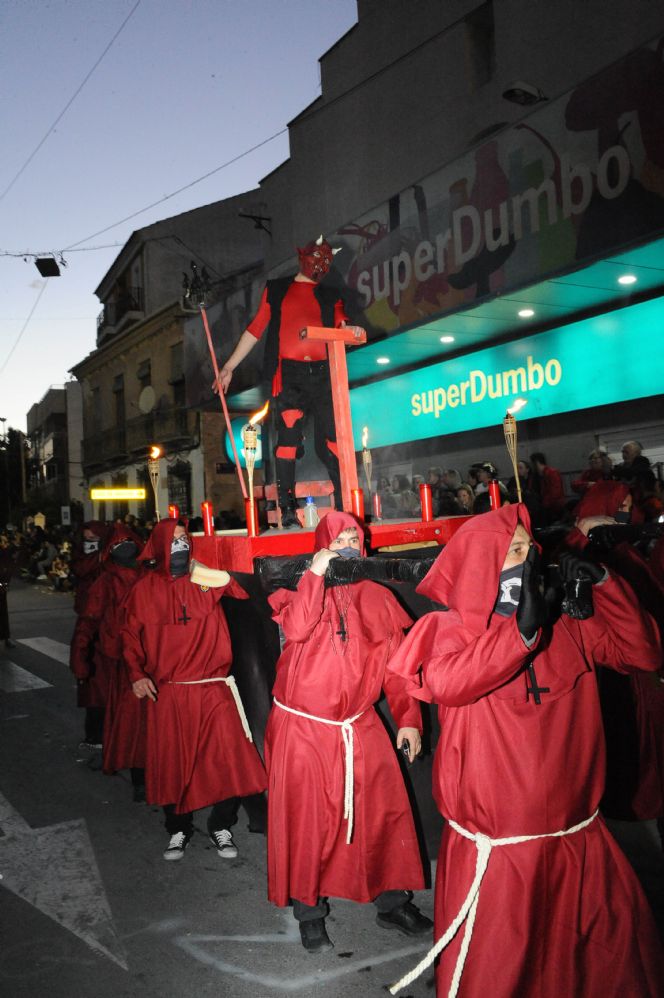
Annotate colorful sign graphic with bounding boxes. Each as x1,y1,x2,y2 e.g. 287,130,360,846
349,296,664,448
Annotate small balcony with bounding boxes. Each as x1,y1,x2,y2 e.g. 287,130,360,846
97,286,145,339
81,427,128,472
81,407,196,474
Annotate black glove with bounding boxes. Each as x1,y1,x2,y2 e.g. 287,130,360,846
516,546,546,641
557,552,606,585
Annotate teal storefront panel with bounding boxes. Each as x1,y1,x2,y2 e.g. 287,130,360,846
349,297,664,449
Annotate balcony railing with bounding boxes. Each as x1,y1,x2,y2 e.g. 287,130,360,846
97,286,145,335
81,406,195,473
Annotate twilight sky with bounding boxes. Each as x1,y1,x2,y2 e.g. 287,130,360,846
0,0,358,432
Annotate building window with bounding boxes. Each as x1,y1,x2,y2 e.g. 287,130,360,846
465,1,495,89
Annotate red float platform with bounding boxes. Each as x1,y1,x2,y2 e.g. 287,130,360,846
191,515,470,574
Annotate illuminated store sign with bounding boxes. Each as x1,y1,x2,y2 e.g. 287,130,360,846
349,296,664,449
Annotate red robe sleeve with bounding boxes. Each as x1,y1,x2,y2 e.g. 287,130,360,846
577,572,661,674
69,574,105,678
380,594,421,730
269,570,325,642
389,610,539,708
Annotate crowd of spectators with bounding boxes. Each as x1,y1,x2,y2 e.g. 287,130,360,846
374,439,664,527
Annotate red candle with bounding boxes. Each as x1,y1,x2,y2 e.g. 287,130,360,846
244,498,259,537
419,483,433,522
350,488,365,520
201,500,214,536
372,492,382,520
168,504,180,520
488,480,502,510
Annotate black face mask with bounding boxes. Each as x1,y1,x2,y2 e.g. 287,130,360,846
110,541,138,566
614,510,631,524
169,536,190,577
493,563,524,617
334,546,361,559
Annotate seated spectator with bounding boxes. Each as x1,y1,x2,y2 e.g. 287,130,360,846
528,452,566,524
377,476,399,519
391,474,420,518
443,469,462,493
571,448,613,495
614,440,651,484
426,467,445,516
31,536,58,581
467,464,482,493
632,470,664,523
476,462,509,499
438,492,465,516
49,556,72,592
507,459,531,497
456,483,475,513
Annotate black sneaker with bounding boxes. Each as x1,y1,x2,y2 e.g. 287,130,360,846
376,901,433,936
299,917,333,953
209,828,238,859
163,830,192,861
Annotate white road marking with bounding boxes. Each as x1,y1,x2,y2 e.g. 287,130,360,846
0,791,128,970
17,637,71,665
0,660,52,692
174,910,430,991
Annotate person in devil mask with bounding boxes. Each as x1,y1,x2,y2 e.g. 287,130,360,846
387,504,663,998
70,524,144,785
121,519,267,861
264,511,432,953
216,237,365,527
69,520,110,748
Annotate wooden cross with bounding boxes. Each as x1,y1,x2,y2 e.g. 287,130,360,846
178,604,191,626
526,662,550,704
300,324,367,513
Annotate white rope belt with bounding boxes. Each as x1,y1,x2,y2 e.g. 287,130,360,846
273,697,364,844
390,808,599,997
167,676,253,742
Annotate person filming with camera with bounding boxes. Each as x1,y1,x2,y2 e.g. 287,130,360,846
387,502,662,998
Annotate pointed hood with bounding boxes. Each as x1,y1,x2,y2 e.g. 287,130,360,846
137,518,188,577
574,480,629,518
417,503,532,633
313,511,366,555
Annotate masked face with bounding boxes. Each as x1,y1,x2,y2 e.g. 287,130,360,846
494,563,524,617
329,527,362,560
83,539,99,555
297,238,335,282
170,535,190,576
110,540,138,566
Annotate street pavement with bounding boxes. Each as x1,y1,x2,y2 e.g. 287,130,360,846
1,578,662,997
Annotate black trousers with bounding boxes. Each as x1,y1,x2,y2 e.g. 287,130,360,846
163,797,240,835
292,890,411,922
274,359,341,508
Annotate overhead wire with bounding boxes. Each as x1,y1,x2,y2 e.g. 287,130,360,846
0,0,143,203
0,282,49,376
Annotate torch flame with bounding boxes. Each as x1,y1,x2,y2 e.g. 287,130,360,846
249,401,270,426
149,445,162,459
362,425,369,449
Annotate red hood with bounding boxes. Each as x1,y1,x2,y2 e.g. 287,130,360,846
313,511,366,554
138,519,189,577
100,523,144,563
574,480,629,518
417,503,532,632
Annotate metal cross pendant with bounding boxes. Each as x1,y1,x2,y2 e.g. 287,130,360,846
526,662,550,705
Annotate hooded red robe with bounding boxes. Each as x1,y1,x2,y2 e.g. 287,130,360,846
121,519,267,812
566,481,664,820
264,511,424,907
388,504,662,997
70,520,110,708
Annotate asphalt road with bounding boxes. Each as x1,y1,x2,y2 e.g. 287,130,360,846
1,578,662,997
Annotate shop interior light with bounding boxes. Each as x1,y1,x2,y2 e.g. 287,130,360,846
617,274,637,285
518,308,535,318
376,356,390,365
440,335,455,343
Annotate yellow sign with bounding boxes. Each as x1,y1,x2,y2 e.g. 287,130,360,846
90,488,146,501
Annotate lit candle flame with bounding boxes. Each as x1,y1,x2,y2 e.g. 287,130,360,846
362,425,368,449
249,401,270,426
507,399,527,415
149,444,162,459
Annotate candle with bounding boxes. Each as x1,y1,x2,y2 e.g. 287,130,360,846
201,501,215,536
244,498,259,537
488,480,502,510
350,488,365,521
168,504,180,520
372,492,382,520
419,483,433,522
